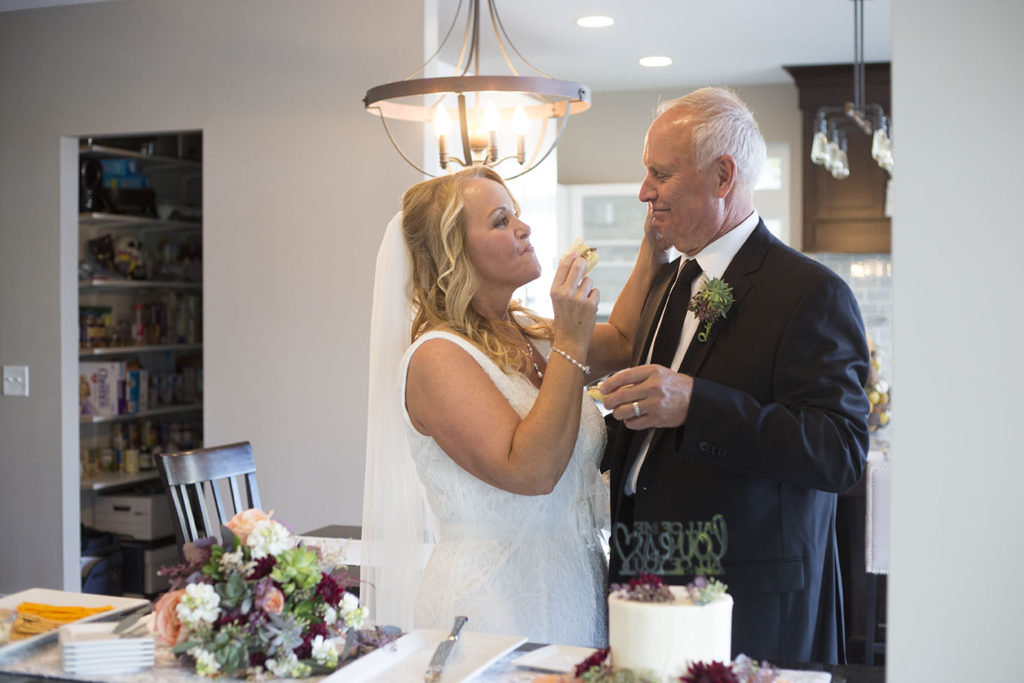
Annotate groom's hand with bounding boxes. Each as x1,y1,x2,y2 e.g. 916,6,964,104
600,364,694,430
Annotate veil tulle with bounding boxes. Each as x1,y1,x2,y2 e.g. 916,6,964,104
361,211,437,631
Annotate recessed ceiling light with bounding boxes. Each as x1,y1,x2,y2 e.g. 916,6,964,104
576,15,614,28
639,56,673,68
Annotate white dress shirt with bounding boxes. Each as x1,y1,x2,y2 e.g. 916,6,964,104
625,210,761,495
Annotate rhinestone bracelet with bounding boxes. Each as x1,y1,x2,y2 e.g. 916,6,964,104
550,346,591,375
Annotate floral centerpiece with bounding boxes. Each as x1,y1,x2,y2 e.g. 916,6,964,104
154,509,392,679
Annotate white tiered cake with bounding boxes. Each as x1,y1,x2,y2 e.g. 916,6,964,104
608,585,733,680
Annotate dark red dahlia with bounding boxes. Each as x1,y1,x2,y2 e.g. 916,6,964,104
315,572,342,605
629,572,666,590
214,607,247,628
679,660,740,683
573,647,610,677
248,554,277,580
249,651,268,668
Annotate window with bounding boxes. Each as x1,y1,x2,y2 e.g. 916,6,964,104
753,143,791,244
560,183,646,321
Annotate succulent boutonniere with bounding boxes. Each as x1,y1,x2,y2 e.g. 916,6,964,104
688,277,735,342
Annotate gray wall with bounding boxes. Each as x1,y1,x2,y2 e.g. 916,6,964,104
0,0,423,592
889,0,1024,679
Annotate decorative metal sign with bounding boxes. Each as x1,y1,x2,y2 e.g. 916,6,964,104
612,515,727,576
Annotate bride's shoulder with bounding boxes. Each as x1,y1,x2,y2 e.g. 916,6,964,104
405,328,482,366
404,331,498,399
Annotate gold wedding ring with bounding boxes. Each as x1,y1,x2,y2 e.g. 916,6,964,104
632,401,641,418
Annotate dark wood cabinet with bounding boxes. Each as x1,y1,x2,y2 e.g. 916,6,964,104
785,63,891,253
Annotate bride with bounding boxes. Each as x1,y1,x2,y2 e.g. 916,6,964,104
362,167,665,647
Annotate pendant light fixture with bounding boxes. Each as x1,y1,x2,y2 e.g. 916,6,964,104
809,0,893,179
363,0,591,179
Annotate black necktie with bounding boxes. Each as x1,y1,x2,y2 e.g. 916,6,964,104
649,258,703,367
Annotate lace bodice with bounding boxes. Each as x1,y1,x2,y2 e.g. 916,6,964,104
400,330,609,647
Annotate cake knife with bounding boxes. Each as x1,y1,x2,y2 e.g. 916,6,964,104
110,602,153,634
423,615,468,682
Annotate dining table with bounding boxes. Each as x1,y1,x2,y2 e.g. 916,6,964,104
0,525,884,682
0,637,884,683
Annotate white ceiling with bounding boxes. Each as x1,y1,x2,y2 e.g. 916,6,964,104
436,0,892,90
0,0,892,90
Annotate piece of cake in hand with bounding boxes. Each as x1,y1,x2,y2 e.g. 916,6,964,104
568,237,599,276
607,574,732,680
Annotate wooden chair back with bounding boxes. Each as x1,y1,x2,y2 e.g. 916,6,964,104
156,441,262,551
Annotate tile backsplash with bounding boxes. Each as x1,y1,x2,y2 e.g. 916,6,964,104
809,253,893,451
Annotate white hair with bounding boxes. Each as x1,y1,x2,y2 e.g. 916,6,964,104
657,87,767,191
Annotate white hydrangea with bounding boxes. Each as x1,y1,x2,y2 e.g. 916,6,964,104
190,647,221,676
311,634,339,668
265,651,311,679
322,604,338,626
177,582,220,629
247,519,294,559
340,591,359,613
338,591,366,631
264,652,299,679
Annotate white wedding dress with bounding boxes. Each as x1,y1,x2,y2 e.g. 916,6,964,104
400,330,609,647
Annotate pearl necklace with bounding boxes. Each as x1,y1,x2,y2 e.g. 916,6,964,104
526,339,544,379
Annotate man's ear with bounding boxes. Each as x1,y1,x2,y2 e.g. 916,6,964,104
715,155,737,199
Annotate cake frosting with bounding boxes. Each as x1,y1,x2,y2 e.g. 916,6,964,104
608,584,733,680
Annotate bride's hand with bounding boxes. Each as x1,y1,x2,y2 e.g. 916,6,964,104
549,251,599,353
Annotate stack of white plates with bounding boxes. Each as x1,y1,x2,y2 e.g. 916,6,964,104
59,621,155,676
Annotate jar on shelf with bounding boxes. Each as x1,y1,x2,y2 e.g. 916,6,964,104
131,304,146,345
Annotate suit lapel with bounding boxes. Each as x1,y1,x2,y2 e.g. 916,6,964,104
678,221,772,376
647,221,775,454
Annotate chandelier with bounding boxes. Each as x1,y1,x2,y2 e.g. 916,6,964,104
809,0,893,179
363,0,591,179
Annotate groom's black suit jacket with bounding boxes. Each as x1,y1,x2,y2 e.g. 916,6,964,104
604,222,870,665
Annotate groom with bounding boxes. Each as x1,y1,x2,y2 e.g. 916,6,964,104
600,88,870,665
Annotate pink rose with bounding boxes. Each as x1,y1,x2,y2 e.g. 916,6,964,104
153,589,186,646
263,586,285,615
224,508,272,544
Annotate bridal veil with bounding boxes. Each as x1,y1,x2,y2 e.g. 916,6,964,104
361,211,436,631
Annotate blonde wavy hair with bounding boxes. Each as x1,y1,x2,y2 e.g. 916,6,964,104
402,166,552,374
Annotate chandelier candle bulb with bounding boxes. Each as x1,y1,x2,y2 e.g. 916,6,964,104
513,105,527,164
810,131,829,165
484,100,500,163
434,107,451,167
483,100,500,132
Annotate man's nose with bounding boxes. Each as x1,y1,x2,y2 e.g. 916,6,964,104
638,178,655,202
